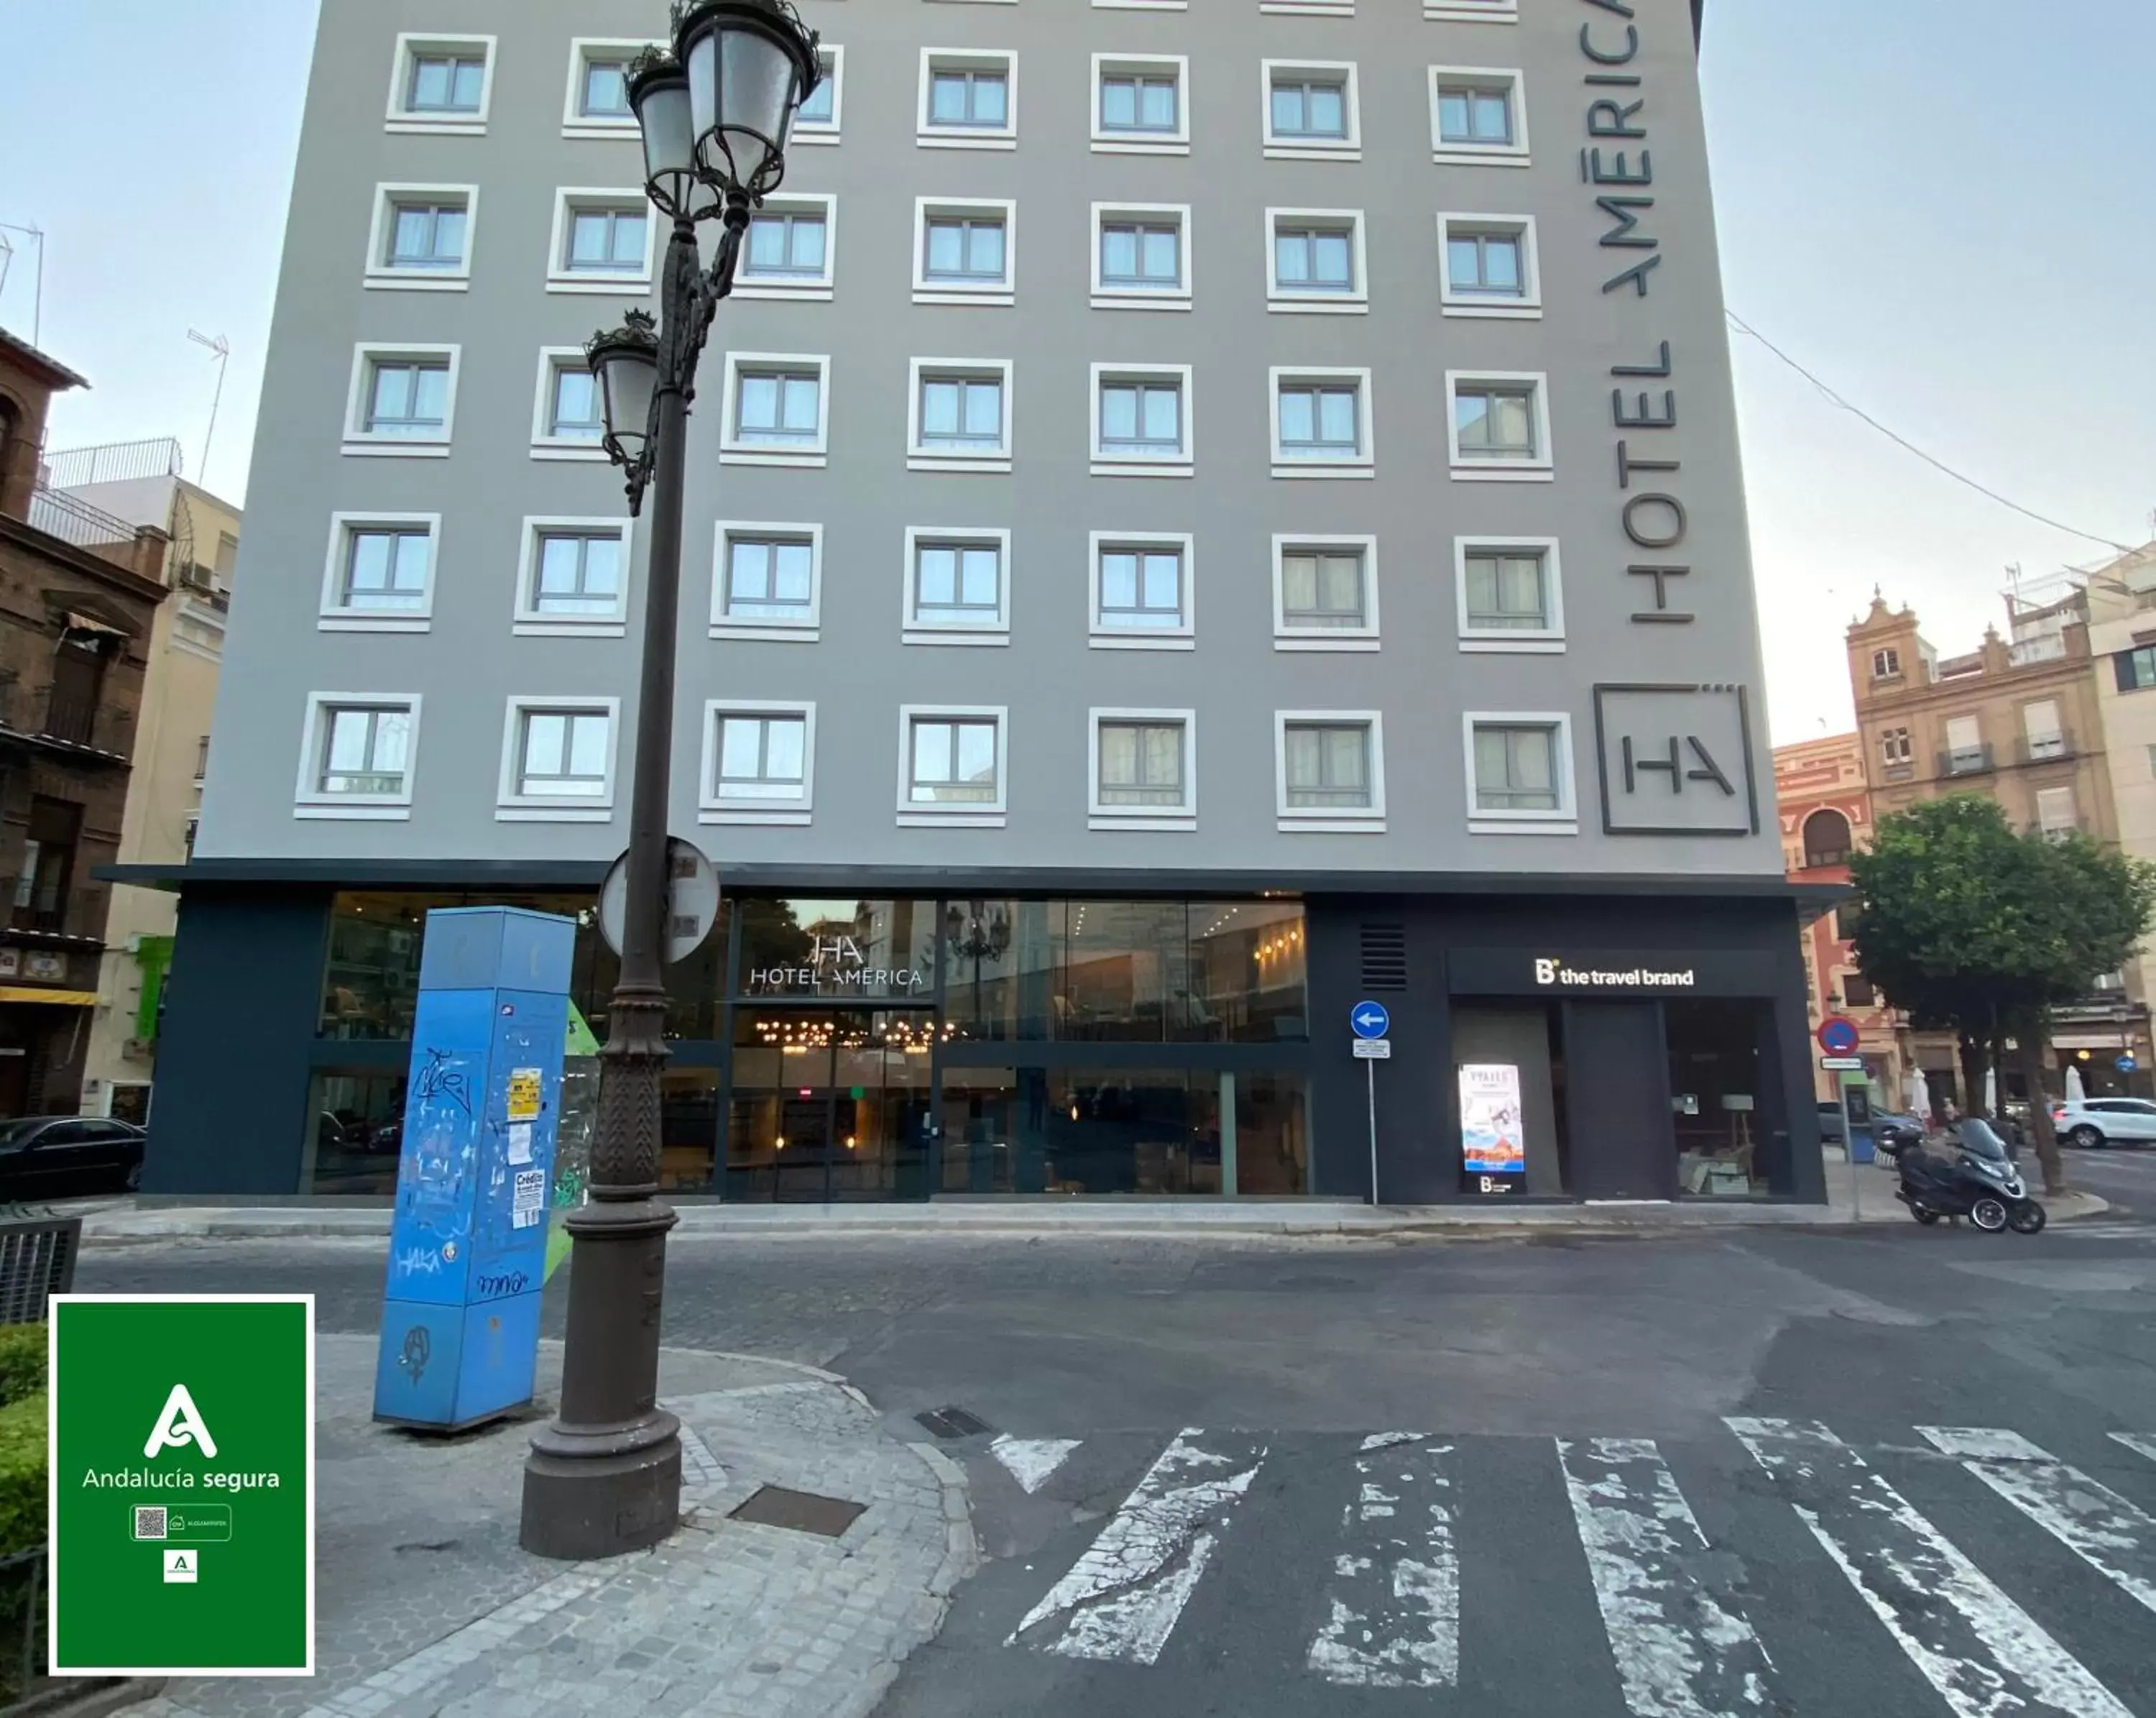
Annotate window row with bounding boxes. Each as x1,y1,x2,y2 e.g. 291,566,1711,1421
318,514,1566,651
386,32,1528,169
368,185,1540,323
295,697,1576,835
346,346,1557,482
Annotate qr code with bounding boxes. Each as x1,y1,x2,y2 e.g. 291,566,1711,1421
133,1506,168,1541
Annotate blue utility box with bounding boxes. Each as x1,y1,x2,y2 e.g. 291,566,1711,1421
374,907,574,1430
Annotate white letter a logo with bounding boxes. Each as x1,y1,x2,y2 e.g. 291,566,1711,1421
144,1384,217,1460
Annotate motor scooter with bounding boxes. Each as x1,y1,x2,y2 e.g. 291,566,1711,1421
1891,1118,2046,1234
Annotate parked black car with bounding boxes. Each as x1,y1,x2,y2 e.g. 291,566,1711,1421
0,1115,146,1199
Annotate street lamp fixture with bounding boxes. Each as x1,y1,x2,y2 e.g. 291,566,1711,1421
520,0,819,1563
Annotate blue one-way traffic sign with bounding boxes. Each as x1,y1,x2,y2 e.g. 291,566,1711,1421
1351,1000,1391,1040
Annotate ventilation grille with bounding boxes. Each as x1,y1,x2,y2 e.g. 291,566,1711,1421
1358,924,1408,992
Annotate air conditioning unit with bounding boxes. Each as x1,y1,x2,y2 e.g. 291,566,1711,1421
122,1037,155,1061
178,562,216,592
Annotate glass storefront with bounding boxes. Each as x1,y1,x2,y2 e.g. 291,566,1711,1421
307,891,1310,1199
1667,999,1774,1196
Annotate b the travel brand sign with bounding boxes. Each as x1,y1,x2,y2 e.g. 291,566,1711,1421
747,934,926,996
51,1295,314,1676
1534,957,1697,991
1448,949,1776,999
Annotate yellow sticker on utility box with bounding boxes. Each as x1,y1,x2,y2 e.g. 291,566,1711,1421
506,1067,542,1121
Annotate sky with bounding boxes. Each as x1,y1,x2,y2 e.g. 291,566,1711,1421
2,0,2150,745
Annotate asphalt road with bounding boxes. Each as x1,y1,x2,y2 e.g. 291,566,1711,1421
75,1175,2156,1718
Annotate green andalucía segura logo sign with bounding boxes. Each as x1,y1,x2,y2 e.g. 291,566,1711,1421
50,1295,314,1676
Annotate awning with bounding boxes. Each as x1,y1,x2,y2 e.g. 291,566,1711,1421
61,610,126,640
2053,1031,2140,1051
0,987,97,1007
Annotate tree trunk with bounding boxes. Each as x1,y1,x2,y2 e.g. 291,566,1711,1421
2012,1018,2067,1195
1956,1033,1989,1121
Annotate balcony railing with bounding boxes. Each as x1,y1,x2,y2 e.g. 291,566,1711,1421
1939,744,1994,778
2009,635,2068,666
22,484,135,554
0,681,129,763
2017,732,2075,765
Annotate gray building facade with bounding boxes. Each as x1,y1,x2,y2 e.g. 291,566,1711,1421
132,0,1828,1204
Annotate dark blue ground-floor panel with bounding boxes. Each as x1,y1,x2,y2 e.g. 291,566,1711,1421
134,868,1824,1205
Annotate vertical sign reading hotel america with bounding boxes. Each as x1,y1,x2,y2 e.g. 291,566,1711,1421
51,1295,313,1676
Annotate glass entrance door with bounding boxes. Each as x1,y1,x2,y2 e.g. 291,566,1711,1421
726,1010,935,1200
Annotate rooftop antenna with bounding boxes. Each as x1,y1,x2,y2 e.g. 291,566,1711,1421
0,223,45,345
187,330,231,490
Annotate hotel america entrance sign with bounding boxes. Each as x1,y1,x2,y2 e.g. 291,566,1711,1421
50,1295,313,1676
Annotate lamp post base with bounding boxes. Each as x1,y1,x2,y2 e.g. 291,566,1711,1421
520,1424,683,1561
519,1190,684,1560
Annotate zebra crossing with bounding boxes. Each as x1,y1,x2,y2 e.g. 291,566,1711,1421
985,1420,2156,1715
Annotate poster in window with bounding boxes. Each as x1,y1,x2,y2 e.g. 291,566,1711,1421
1458,1062,1526,1193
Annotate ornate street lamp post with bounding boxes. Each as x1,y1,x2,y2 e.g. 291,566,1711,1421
521,0,820,1561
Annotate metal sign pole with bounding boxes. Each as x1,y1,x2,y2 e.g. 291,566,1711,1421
1840,1075,1859,1223
1367,1056,1379,1207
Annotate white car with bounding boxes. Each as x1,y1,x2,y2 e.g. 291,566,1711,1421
2054,1098,2156,1149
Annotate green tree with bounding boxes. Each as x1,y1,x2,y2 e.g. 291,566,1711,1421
1849,794,2156,1193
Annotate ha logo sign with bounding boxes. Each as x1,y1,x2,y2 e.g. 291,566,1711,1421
50,1295,314,1676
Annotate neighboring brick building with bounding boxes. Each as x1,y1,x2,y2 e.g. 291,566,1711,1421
0,329,167,1119
1772,732,1904,1105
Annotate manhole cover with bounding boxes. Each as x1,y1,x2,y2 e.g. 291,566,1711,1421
916,1405,994,1441
728,1485,865,1538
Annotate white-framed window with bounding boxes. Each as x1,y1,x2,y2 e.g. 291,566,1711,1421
546,190,657,293
2036,785,2078,840
1263,0,1351,16
499,699,619,822
903,528,1011,644
1089,709,1197,830
1455,538,1563,650
1464,713,1577,833
737,194,836,300
1092,203,1192,311
913,198,1015,306
515,518,632,638
1090,530,1194,649
1871,647,1902,679
320,513,438,632
1427,0,1519,21
364,184,477,290
563,39,655,137
702,703,815,825
793,45,844,144
918,50,1017,150
898,707,1008,827
1261,62,1360,160
296,694,420,819
386,35,495,134
1093,55,1190,155
1276,713,1384,831
711,522,822,640
530,348,608,459
907,359,1013,472
1266,209,1368,313
1272,536,1378,651
1446,371,1552,480
1270,367,1373,477
1099,0,1189,9
1429,67,1529,166
1438,214,1541,318
342,344,459,456
1091,364,1192,477
720,353,830,468
1880,726,1913,766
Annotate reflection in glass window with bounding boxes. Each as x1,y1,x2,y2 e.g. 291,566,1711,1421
1098,546,1184,630
723,536,815,623
1098,722,1186,809
1284,722,1370,809
1437,83,1514,145
517,709,611,798
549,365,603,440
531,531,622,616
387,202,467,270
736,370,821,445
1101,73,1178,132
408,54,486,114
1472,722,1559,811
1100,382,1181,454
1271,78,1346,139
343,528,431,612
365,361,450,436
1463,550,1549,630
909,718,999,804
716,713,807,800
1281,549,1365,630
1454,384,1537,460
913,541,1002,626
925,217,1006,282
1274,227,1353,293
918,375,1004,452
581,58,632,119
566,207,648,272
929,69,1008,127
319,706,411,796
1100,221,1179,288
1448,230,1524,297
797,58,837,125
1278,383,1360,458
744,213,827,278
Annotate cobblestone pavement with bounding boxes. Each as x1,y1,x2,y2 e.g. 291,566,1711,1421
130,1336,974,1718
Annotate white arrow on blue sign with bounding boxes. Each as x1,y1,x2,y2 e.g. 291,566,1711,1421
1351,1000,1391,1039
